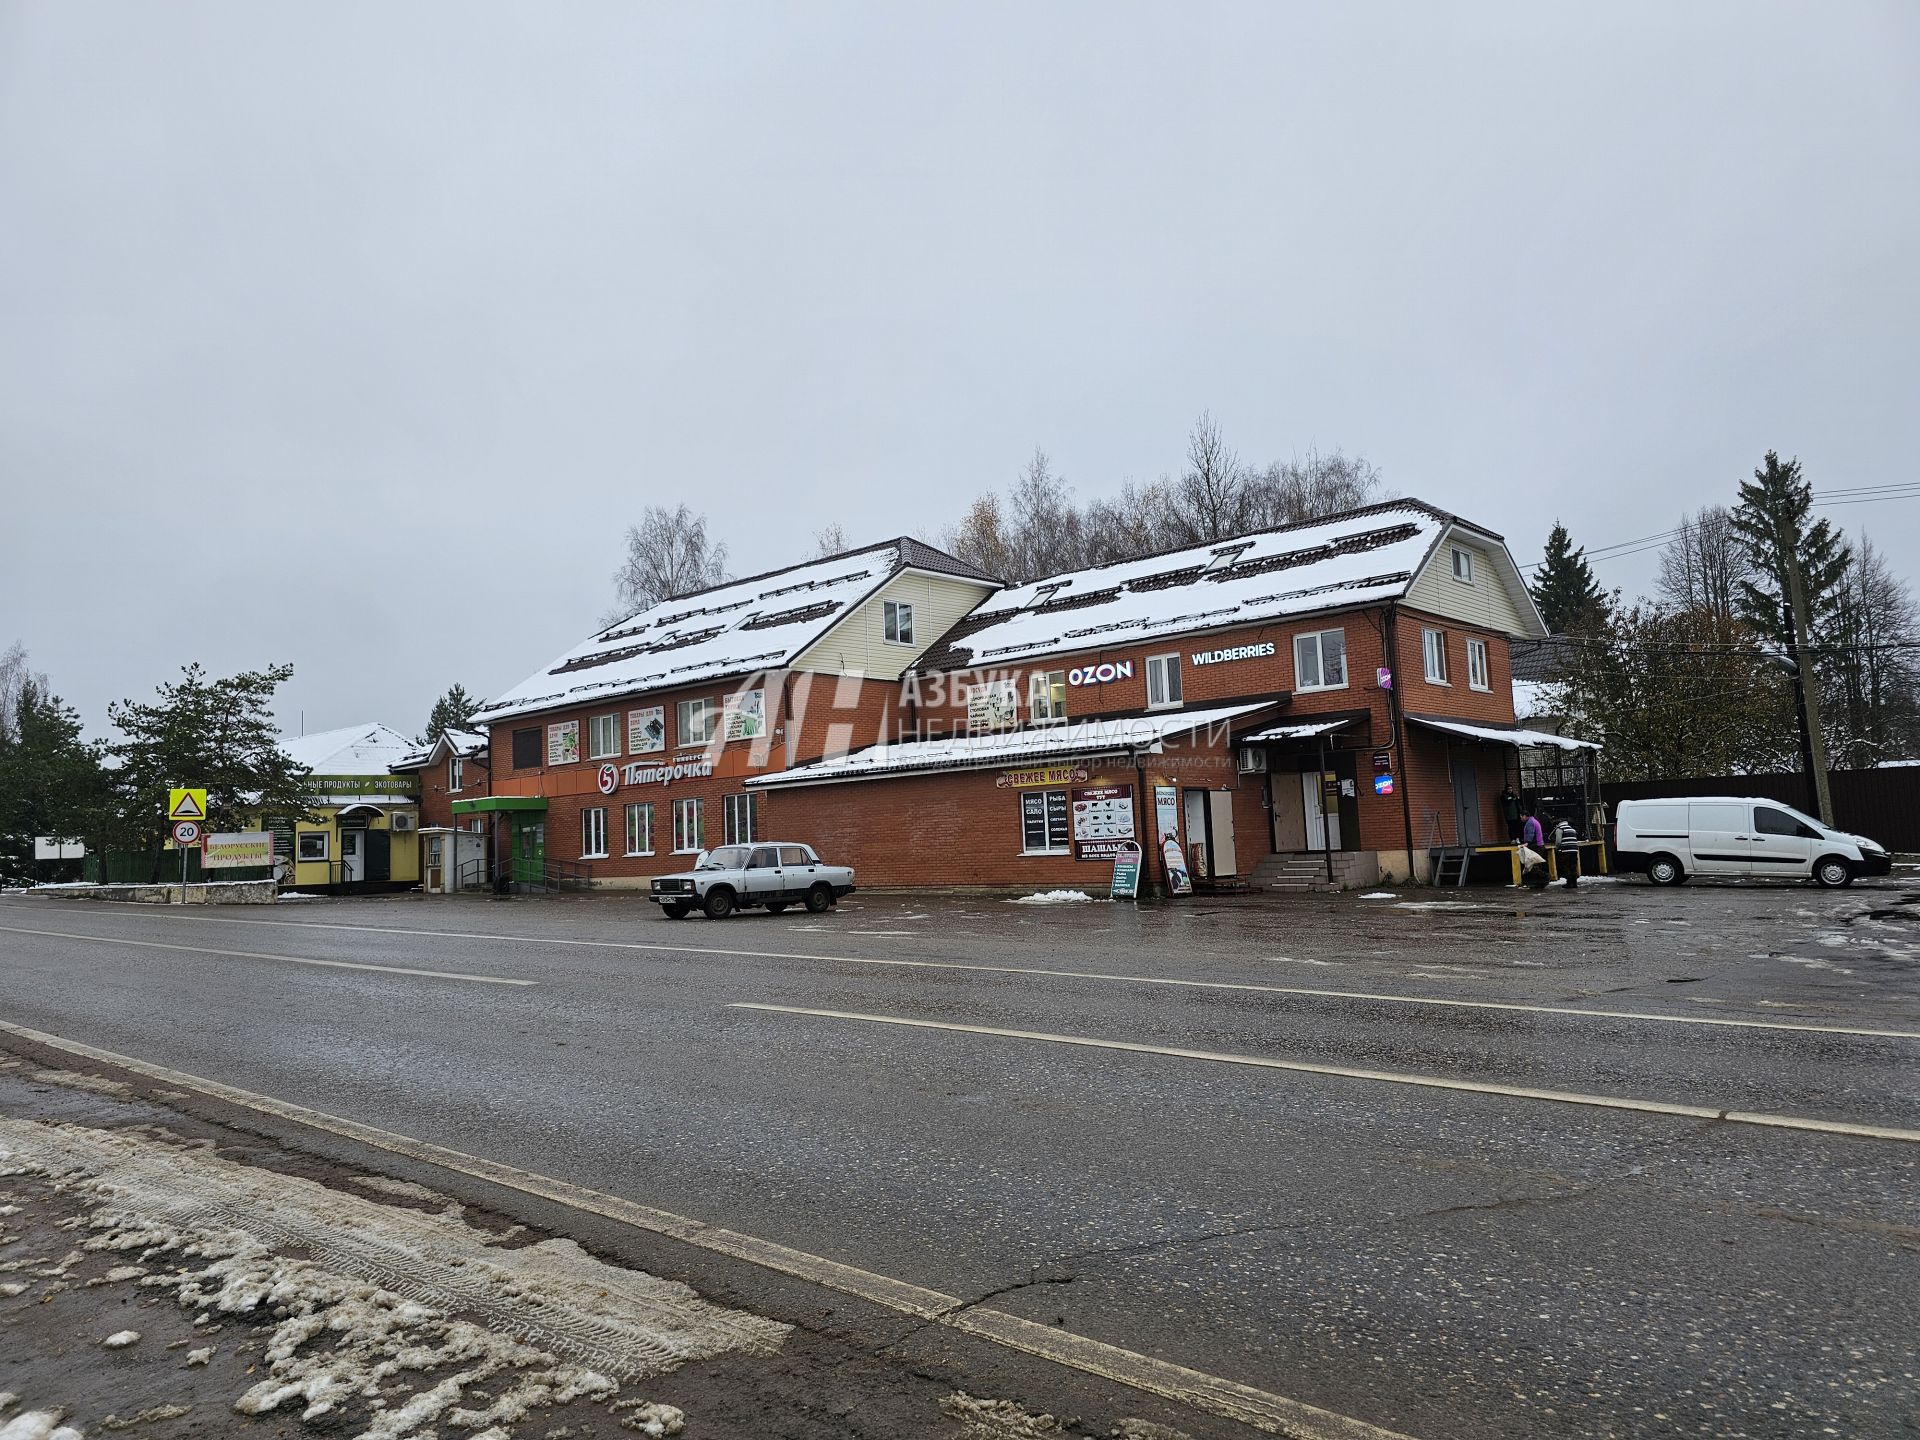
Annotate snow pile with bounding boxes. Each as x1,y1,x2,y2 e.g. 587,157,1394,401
0,1404,85,1440
0,1118,789,1438
275,892,325,902
1007,890,1098,905
100,1330,139,1348
1358,891,1397,900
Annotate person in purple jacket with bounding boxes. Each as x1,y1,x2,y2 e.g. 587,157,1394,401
1520,809,1549,888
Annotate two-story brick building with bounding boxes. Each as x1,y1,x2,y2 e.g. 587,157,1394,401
747,500,1592,887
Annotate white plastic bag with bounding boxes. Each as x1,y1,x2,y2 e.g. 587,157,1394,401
1516,844,1544,868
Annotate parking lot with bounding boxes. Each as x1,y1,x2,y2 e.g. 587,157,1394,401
3,872,1917,1438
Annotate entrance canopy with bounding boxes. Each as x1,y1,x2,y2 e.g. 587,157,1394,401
1406,714,1600,751
748,700,1279,789
1240,716,1359,743
450,795,550,814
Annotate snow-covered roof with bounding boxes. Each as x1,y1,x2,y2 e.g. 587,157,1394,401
476,539,993,724
1406,714,1600,752
1243,717,1357,742
395,727,489,770
747,701,1277,788
280,723,417,776
919,501,1461,671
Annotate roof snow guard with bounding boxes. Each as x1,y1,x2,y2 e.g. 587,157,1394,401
476,538,992,723
746,701,1276,789
920,501,1460,671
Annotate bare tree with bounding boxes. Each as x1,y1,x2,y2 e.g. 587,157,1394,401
607,505,731,622
1241,448,1385,530
1825,535,1920,766
1082,480,1173,565
942,492,1015,582
1167,411,1247,543
0,641,48,748
1656,506,1749,621
812,523,850,558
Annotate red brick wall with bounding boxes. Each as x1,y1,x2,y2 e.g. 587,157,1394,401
415,751,491,830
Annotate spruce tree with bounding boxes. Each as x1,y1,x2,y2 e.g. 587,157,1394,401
422,683,481,743
1729,451,1851,648
0,680,110,884
1528,522,1608,633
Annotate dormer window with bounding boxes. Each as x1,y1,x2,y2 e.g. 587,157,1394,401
883,600,914,645
1451,546,1474,584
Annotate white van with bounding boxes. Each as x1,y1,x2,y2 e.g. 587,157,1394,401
1613,797,1891,888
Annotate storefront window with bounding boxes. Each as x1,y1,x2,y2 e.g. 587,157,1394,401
673,798,704,853
1020,789,1071,854
297,831,328,862
724,792,761,845
625,803,654,855
581,806,609,858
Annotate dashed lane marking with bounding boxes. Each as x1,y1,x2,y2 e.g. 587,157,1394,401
5,901,1914,1039
0,924,533,987
730,1004,1920,1145
0,1019,1416,1440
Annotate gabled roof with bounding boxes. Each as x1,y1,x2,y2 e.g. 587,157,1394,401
918,500,1463,671
394,727,489,771
280,723,416,776
476,537,995,723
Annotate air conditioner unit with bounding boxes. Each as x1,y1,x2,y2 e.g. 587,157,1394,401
1236,747,1268,774
390,811,416,832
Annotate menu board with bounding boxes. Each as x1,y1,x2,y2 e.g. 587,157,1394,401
1071,783,1135,861
1021,789,1071,852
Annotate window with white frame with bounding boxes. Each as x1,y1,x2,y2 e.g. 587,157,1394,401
672,797,704,853
448,756,464,792
723,792,761,845
1466,637,1491,691
883,600,914,645
297,831,328,862
587,713,621,759
677,697,718,746
1029,669,1067,722
1422,627,1450,683
1293,629,1348,692
581,806,609,858
1451,546,1474,583
1019,789,1071,854
1146,654,1182,709
624,802,653,856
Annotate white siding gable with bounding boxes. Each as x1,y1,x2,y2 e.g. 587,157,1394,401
793,570,995,679
1404,529,1545,638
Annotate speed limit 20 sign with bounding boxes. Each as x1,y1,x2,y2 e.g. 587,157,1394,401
172,820,202,846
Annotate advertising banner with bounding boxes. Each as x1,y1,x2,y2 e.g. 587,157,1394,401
723,689,767,741
627,706,665,755
966,679,1020,732
1153,784,1180,846
203,831,275,869
1109,842,1142,900
546,721,579,766
1071,783,1134,861
1161,836,1193,895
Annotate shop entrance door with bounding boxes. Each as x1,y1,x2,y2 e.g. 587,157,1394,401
1449,754,1483,845
340,829,364,884
511,818,546,887
1301,771,1341,850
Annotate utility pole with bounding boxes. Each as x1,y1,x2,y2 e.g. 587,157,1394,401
1780,522,1835,826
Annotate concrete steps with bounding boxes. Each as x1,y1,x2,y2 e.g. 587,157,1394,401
1248,851,1380,893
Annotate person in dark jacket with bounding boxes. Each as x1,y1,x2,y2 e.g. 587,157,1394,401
1552,816,1582,887
1500,785,1524,843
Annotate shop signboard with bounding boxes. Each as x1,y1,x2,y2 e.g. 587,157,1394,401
547,721,580,767
966,679,1020,732
1374,772,1395,796
1067,660,1133,687
1071,783,1135,861
1161,836,1193,895
203,831,275,869
997,764,1090,789
306,775,418,798
1191,641,1276,667
1109,842,1142,900
723,689,767,741
627,706,665,755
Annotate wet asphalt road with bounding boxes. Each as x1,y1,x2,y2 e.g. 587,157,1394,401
2,877,1918,1439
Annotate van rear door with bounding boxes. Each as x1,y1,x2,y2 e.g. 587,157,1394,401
1688,802,1753,876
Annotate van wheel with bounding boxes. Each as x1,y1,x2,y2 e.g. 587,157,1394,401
1647,854,1685,886
805,884,834,914
662,902,690,920
702,887,735,919
1814,856,1854,888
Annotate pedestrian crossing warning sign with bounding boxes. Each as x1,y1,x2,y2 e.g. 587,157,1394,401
167,788,207,821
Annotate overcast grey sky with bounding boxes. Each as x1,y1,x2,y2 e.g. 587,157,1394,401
4,2,1916,739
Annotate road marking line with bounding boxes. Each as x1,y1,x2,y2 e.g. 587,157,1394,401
0,924,533,987
0,1020,1413,1440
730,1004,1920,1145
7,901,1914,1039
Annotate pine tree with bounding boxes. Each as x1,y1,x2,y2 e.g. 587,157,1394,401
422,683,480,743
1729,451,1851,648
107,663,315,872
1528,522,1608,633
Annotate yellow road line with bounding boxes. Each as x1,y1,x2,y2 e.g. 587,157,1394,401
0,1019,1414,1440
5,901,1911,1040
0,924,533,987
730,1004,1920,1145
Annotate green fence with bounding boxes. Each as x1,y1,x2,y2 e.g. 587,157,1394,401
83,851,273,885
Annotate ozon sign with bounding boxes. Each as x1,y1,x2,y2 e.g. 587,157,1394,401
1067,660,1133,687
